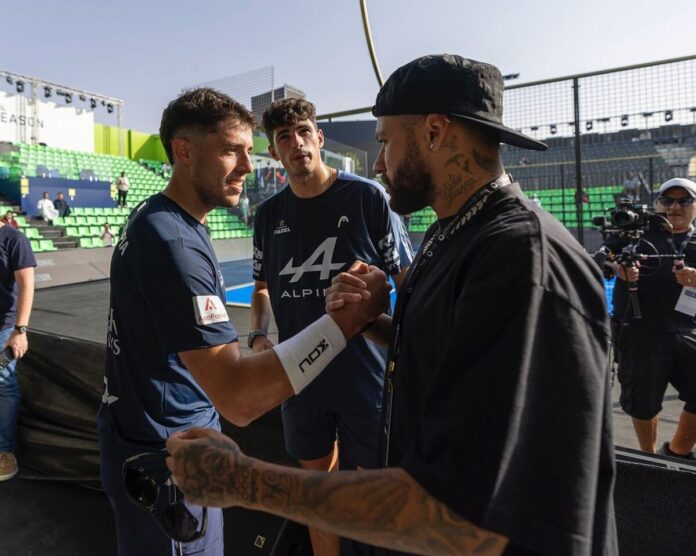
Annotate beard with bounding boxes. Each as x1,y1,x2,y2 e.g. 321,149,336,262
382,136,436,215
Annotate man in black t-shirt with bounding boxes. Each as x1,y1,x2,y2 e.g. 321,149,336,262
600,177,696,459
165,56,618,556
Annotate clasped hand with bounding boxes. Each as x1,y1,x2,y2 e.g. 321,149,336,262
325,261,390,324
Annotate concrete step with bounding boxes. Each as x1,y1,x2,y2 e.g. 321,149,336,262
52,238,79,249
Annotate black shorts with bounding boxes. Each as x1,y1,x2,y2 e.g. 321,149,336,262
616,325,696,419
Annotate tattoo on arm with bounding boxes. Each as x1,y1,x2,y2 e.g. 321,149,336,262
248,465,507,556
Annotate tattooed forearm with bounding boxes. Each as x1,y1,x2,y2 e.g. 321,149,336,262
248,464,507,556
170,434,507,554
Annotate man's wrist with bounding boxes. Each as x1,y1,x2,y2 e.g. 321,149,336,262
329,312,361,341
14,325,28,334
247,329,267,349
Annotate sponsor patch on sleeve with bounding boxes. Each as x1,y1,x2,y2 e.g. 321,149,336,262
192,295,230,325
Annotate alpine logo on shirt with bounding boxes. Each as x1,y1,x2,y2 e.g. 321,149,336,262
193,295,230,325
278,237,346,299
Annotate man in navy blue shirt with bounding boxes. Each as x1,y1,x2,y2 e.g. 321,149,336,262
252,98,413,555
97,88,389,556
0,220,35,482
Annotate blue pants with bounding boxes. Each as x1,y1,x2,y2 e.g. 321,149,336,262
0,326,19,453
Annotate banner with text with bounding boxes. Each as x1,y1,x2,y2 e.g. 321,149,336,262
0,90,94,152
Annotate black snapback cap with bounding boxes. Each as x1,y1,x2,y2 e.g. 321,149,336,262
373,54,547,152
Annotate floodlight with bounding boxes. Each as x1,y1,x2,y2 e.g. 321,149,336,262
107,103,114,114
90,98,97,109
586,121,593,131
530,126,538,131
44,86,52,98
550,124,557,134
79,94,86,102
621,115,629,127
16,81,24,94
665,110,673,122
5,76,12,85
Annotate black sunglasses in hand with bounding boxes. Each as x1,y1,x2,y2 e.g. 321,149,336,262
122,451,207,543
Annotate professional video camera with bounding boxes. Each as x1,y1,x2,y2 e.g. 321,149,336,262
593,197,681,319
592,198,652,238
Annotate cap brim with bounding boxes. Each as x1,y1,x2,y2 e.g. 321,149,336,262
659,185,696,198
450,113,548,151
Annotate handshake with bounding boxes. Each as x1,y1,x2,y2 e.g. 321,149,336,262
324,260,392,340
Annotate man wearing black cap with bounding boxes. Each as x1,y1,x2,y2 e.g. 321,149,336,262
600,177,696,460
164,55,618,556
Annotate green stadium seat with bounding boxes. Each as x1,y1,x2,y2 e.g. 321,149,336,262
79,237,94,248
77,226,91,237
66,226,79,237
24,228,41,239
39,239,57,252
89,226,101,236
30,240,41,252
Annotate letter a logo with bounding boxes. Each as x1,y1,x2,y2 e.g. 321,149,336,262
279,237,345,283
204,297,217,311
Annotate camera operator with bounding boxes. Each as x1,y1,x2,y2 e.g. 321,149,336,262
600,178,696,459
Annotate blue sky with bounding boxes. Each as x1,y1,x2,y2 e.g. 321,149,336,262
2,0,694,133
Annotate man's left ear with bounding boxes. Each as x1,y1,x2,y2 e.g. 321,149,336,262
317,128,325,149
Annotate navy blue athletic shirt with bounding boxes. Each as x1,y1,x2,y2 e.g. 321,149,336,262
253,171,414,412
97,193,237,486
0,225,36,329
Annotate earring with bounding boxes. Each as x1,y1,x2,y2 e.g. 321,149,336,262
429,143,435,150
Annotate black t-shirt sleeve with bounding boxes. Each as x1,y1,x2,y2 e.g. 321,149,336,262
401,241,610,555
135,232,236,354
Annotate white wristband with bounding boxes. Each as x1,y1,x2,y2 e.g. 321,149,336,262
273,314,347,394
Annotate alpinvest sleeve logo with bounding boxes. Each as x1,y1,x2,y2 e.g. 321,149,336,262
299,338,329,373
193,295,229,325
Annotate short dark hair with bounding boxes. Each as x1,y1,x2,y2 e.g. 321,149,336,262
159,88,255,164
262,98,317,146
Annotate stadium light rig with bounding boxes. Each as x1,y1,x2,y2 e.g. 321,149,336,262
621,115,629,127
43,86,52,98
550,124,557,134
15,81,24,94
665,110,673,122
502,73,520,81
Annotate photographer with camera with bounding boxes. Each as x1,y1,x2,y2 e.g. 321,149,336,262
599,178,696,459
